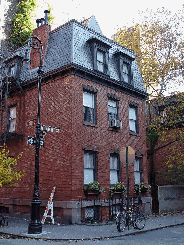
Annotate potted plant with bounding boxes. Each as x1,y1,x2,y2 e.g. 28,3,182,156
134,182,149,194
109,182,126,197
84,181,104,195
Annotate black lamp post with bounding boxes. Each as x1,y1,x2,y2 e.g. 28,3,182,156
25,36,43,234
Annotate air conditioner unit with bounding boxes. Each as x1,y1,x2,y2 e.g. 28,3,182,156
109,119,121,128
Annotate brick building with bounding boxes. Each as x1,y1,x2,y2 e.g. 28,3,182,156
0,14,150,223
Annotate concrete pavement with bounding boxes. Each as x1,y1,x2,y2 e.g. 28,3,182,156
0,212,184,241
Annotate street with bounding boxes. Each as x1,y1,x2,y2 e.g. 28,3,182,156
1,224,184,245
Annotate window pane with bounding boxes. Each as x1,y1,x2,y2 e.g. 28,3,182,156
97,51,104,62
10,107,16,119
129,107,136,120
84,152,94,168
110,170,118,184
10,66,15,75
123,64,128,74
129,120,136,132
85,207,94,219
134,159,140,171
83,92,94,108
97,62,104,72
9,120,16,132
108,107,117,115
108,100,116,108
84,169,94,184
110,156,118,169
123,74,129,83
83,107,94,123
134,172,140,185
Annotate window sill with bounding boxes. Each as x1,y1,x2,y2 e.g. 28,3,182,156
129,131,138,136
108,127,120,132
83,122,97,127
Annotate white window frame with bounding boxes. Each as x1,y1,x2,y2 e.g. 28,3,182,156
134,158,142,185
83,91,95,124
108,99,118,120
110,154,120,185
97,50,105,72
84,151,96,185
129,106,138,133
122,63,129,83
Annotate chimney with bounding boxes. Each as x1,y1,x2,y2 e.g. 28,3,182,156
36,19,41,28
30,10,51,70
44,10,50,25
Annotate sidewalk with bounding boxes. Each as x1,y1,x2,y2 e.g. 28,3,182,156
0,213,184,241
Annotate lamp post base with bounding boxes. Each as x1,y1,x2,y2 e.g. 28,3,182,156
28,199,42,234
28,222,42,234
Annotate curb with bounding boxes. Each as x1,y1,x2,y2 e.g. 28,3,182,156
0,222,184,241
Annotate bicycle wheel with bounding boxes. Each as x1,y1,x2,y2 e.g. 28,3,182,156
134,213,146,230
117,215,126,232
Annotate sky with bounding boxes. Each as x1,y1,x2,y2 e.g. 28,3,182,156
36,0,184,38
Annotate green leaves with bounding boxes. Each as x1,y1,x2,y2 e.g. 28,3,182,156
0,144,24,187
114,8,184,97
87,181,104,193
9,0,37,48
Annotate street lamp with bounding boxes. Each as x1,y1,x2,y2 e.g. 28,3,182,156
25,36,43,234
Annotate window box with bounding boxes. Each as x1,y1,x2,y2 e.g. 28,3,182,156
109,182,126,198
83,181,104,196
134,182,149,195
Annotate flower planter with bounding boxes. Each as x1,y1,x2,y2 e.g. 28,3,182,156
109,189,126,198
84,189,101,197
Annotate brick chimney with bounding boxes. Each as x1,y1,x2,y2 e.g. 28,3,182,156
30,10,51,70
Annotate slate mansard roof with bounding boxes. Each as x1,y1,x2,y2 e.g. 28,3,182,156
3,17,147,98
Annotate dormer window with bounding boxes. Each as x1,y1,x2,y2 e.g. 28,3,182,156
87,38,111,75
115,51,135,84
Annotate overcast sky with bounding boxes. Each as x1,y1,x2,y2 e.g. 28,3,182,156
36,0,184,38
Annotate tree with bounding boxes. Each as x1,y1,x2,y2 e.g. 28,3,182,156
0,145,24,187
114,8,184,97
147,93,184,184
114,8,184,184
9,0,37,49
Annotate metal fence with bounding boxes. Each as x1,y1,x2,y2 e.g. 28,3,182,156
79,197,141,223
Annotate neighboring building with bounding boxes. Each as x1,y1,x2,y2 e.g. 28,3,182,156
148,93,184,186
147,93,184,214
0,13,150,223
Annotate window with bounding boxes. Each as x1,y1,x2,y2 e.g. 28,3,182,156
122,63,129,83
115,51,134,84
87,38,111,75
129,106,138,133
134,158,142,185
9,107,16,133
110,154,120,185
108,99,118,120
10,66,15,76
84,151,96,184
83,91,95,124
97,50,105,72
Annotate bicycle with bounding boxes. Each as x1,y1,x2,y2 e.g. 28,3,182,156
116,201,146,232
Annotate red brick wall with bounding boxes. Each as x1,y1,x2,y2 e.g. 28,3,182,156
0,73,148,216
